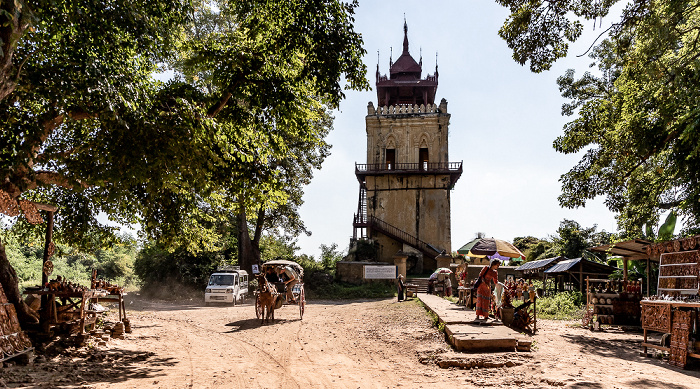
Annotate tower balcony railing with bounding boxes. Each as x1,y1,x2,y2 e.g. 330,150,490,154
355,161,462,175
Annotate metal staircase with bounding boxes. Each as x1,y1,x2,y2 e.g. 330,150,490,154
353,188,442,259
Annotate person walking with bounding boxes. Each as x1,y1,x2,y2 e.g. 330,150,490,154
475,258,501,322
397,274,405,301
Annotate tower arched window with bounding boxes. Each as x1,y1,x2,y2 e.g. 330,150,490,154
419,148,429,170
386,149,396,170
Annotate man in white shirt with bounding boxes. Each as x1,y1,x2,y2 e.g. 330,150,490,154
277,266,298,303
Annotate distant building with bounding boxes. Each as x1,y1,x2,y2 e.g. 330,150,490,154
348,21,462,274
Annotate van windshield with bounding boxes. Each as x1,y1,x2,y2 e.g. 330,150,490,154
208,274,235,286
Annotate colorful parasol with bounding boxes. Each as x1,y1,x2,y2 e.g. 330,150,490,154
468,238,525,259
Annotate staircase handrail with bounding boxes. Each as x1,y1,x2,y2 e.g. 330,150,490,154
367,216,442,257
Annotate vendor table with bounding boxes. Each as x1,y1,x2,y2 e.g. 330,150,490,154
91,293,127,322
641,300,700,368
404,284,418,298
27,289,107,335
457,286,469,306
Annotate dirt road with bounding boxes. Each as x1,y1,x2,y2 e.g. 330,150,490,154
1,296,699,388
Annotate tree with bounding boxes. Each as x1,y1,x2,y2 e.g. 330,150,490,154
495,1,700,236
0,0,367,326
550,219,613,261
513,236,553,261
170,1,357,273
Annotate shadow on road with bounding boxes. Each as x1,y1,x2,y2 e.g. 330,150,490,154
562,333,700,379
224,317,300,332
0,348,177,387
626,378,700,388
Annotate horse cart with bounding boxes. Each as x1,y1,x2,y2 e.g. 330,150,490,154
254,259,306,322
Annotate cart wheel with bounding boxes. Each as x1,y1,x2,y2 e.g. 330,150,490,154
298,287,305,319
254,294,261,319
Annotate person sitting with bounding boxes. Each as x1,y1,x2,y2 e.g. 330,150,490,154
277,266,298,304
265,267,280,284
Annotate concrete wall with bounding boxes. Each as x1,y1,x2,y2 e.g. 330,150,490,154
336,261,395,285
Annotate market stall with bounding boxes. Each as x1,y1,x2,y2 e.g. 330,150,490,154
640,236,700,369
584,278,642,327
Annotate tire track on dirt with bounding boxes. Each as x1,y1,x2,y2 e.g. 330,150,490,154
167,307,303,388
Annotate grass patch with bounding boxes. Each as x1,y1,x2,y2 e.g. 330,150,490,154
533,291,585,320
443,295,458,304
417,299,445,333
307,281,395,299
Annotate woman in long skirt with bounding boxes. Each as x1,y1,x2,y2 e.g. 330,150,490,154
397,274,405,301
475,259,500,321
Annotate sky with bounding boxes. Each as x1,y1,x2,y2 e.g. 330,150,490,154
294,1,622,260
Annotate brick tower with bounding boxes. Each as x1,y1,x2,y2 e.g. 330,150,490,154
352,21,462,272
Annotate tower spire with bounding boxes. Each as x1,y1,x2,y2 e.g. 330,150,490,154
403,16,409,54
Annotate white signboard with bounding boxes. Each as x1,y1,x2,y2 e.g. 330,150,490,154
251,264,260,274
364,265,397,279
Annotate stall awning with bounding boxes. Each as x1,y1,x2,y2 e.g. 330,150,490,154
544,257,619,274
515,256,565,274
588,239,652,261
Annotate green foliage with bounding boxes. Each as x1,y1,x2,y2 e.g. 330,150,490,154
351,239,378,261
515,219,613,262
320,243,345,274
551,219,612,260
133,241,234,291
1,0,368,258
495,1,700,236
3,230,139,290
657,211,678,241
307,281,394,300
513,236,553,261
259,235,297,262
535,291,585,320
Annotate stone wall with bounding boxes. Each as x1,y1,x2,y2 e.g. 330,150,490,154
336,261,395,285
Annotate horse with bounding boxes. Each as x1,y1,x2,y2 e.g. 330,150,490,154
256,274,278,324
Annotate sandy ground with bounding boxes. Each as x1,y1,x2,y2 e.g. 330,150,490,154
1,295,699,388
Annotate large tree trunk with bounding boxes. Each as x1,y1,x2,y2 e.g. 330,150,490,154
237,205,260,274
0,238,39,326
0,0,30,102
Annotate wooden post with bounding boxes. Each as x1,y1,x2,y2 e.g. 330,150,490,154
533,297,537,333
40,211,54,319
623,259,628,282
646,258,650,297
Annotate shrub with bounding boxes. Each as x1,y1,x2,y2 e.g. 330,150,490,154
307,281,394,299
535,291,585,320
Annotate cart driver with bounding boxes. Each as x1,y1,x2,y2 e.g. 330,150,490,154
276,266,298,304
265,266,280,284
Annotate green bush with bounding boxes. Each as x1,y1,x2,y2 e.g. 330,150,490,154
307,281,394,299
534,291,585,320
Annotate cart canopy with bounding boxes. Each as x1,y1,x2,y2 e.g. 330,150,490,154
262,259,304,278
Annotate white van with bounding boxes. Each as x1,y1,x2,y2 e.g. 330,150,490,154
204,267,248,306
